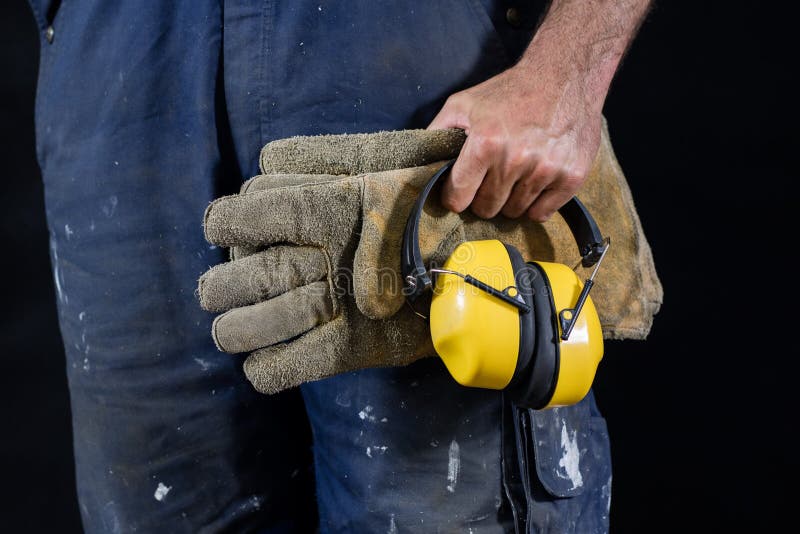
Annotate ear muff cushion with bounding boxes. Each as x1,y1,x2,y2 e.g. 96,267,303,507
506,260,559,409
504,244,534,378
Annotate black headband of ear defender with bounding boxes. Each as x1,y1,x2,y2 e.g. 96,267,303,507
401,159,607,303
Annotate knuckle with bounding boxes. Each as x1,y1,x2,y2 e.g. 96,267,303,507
518,173,544,193
528,209,551,223
444,92,467,111
507,145,536,169
535,160,559,179
562,169,587,191
441,191,466,212
472,132,501,156
470,202,496,219
501,203,525,219
474,184,503,205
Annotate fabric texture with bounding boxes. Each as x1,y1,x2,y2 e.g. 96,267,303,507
199,127,662,395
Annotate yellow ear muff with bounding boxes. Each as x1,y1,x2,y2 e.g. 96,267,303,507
430,240,521,389
429,242,605,409
533,261,604,408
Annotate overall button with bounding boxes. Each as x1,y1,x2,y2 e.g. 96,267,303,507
45,26,55,43
506,7,522,28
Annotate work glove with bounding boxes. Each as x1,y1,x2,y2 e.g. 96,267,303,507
198,126,662,394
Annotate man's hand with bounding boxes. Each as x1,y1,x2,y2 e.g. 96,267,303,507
429,0,652,222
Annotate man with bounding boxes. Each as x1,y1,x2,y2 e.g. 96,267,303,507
28,0,651,532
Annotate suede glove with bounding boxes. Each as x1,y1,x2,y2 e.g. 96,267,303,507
198,127,662,394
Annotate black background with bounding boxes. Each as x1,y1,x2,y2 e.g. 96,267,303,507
1,1,794,532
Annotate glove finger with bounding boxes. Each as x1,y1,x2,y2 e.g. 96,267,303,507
242,307,437,395
229,175,345,260
240,173,343,194
203,177,361,248
211,281,333,353
198,245,328,313
230,244,261,261
259,128,466,175
242,318,347,394
354,164,465,319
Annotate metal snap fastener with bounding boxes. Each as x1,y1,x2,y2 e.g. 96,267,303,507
506,7,522,28
45,26,55,43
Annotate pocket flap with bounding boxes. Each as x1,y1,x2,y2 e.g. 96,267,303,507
527,400,592,498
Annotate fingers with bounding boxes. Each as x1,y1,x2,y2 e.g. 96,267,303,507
240,173,342,194
228,174,343,260
498,152,568,218
212,281,333,354
429,93,494,213
526,186,577,223
440,133,491,213
242,320,345,394
259,129,465,176
198,246,328,312
203,177,361,247
500,172,548,218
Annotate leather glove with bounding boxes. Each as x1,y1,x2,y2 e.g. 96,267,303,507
198,127,662,394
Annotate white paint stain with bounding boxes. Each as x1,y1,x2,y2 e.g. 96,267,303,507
102,196,118,217
65,224,73,239
602,474,613,514
51,240,66,304
193,357,211,371
154,482,171,501
380,417,388,423
558,420,584,489
430,440,439,448
388,513,397,534
358,405,376,422
446,439,460,493
83,357,91,372
366,445,388,458
78,311,86,321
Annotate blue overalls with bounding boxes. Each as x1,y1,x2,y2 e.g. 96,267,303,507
28,1,612,532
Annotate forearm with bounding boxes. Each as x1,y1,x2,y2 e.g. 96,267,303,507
517,0,653,111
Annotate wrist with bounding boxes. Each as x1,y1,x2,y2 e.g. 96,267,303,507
513,36,621,116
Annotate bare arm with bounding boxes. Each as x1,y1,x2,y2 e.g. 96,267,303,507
428,0,652,221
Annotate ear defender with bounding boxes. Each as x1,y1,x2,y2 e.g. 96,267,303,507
401,160,610,409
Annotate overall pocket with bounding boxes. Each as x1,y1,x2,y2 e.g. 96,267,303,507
504,391,613,533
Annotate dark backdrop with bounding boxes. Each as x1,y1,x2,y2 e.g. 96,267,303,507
1,1,793,532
